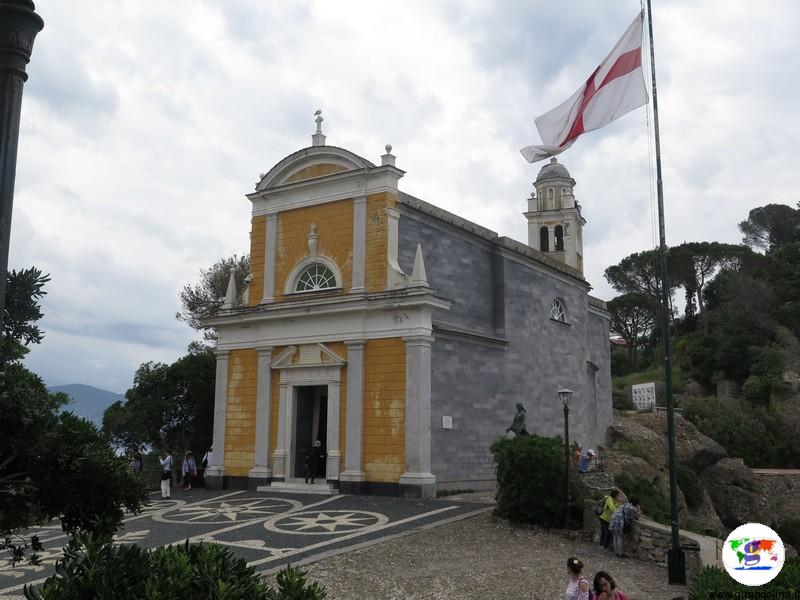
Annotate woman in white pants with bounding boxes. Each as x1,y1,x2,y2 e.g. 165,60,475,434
160,450,173,498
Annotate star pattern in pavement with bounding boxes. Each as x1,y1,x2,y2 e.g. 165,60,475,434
161,498,297,524
281,511,377,533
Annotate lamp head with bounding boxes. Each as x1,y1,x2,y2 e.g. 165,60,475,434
558,388,574,407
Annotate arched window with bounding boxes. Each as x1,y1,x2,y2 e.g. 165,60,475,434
550,298,567,322
547,188,555,210
539,226,549,252
295,263,337,292
554,225,564,251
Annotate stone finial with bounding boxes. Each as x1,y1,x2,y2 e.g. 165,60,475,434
312,109,326,146
307,223,319,255
222,270,238,309
381,143,396,167
410,244,429,287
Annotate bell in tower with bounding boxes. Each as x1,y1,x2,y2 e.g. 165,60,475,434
523,157,586,274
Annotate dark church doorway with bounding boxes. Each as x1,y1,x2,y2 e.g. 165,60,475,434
293,385,328,479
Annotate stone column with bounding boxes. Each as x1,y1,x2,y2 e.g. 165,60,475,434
261,213,277,302
248,347,273,488
271,380,289,480
0,1,43,330
340,340,366,493
351,196,366,293
205,350,230,489
325,380,341,483
399,335,436,498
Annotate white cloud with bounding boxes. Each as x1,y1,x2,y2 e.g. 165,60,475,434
11,0,800,391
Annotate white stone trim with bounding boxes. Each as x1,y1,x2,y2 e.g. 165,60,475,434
273,365,343,481
351,195,367,293
206,350,230,478
256,146,376,191
283,255,343,295
340,340,366,482
250,167,404,217
400,335,435,492
249,347,273,481
261,214,277,303
386,207,407,289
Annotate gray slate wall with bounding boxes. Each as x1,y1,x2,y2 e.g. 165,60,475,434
398,200,611,489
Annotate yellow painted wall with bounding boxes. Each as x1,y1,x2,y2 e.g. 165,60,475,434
224,349,258,477
363,338,405,483
365,192,395,292
248,215,266,306
285,163,348,184
274,199,353,300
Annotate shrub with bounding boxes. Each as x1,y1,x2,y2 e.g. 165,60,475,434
676,464,705,509
491,435,583,528
24,534,326,600
775,519,800,554
615,441,658,468
614,472,670,526
689,557,800,598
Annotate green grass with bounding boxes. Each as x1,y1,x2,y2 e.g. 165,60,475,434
612,365,687,406
615,441,658,468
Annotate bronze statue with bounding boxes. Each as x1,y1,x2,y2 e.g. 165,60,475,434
506,402,529,436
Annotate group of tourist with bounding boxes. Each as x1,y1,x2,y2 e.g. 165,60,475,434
597,489,641,558
565,557,629,600
127,447,213,499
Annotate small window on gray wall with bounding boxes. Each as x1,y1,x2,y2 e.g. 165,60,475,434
539,226,549,251
550,298,567,322
555,225,564,251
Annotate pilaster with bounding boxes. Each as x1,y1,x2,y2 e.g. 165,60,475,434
205,350,230,489
340,340,366,493
326,380,342,483
272,381,290,480
351,196,366,293
248,347,273,488
399,335,436,498
261,213,277,302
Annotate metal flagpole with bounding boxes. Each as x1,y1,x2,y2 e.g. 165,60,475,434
644,0,686,585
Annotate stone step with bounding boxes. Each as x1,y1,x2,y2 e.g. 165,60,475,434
257,481,339,495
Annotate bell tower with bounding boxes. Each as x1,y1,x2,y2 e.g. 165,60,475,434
524,157,586,274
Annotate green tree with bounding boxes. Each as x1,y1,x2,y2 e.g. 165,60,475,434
607,293,655,366
103,343,215,455
177,255,250,341
2,267,50,362
738,203,800,252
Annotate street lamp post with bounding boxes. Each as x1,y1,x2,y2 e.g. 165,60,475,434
0,1,44,333
558,388,574,527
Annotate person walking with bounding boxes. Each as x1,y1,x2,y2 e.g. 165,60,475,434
598,489,625,549
160,450,173,499
564,557,591,600
593,570,630,600
305,440,325,484
129,450,142,475
182,451,197,491
609,497,641,558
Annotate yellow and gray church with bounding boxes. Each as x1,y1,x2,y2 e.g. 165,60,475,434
204,117,612,498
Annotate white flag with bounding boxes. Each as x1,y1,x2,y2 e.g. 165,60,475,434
520,12,648,163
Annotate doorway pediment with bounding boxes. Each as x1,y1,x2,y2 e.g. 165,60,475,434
270,343,346,369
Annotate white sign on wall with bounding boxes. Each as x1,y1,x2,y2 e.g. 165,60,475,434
632,382,656,411
442,416,453,429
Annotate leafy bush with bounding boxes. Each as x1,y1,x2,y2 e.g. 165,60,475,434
615,441,658,468
689,557,800,598
614,472,670,526
25,534,326,600
676,464,705,509
775,519,800,554
492,435,583,528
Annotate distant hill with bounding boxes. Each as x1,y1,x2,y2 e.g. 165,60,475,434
49,384,125,427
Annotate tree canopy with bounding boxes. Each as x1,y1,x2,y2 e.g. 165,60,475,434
177,255,250,341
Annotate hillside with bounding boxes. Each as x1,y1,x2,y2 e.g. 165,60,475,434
49,384,124,427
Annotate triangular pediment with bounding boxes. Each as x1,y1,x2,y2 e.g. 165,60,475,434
270,343,346,368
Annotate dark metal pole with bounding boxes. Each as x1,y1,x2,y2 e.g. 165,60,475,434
644,0,685,585
563,403,570,527
0,0,44,333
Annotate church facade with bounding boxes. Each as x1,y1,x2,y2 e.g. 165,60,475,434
204,121,612,498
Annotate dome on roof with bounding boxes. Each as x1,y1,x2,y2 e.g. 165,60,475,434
536,157,573,183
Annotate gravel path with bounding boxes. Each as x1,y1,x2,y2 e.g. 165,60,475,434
285,493,690,600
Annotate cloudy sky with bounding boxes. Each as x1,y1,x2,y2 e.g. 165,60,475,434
15,0,800,393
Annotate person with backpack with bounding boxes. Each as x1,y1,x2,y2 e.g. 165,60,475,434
596,489,625,550
608,497,641,558
565,556,591,600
